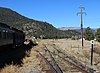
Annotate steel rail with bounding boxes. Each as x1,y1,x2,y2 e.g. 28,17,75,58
37,51,58,73
44,45,63,73
52,45,86,68
52,44,94,73
57,53,88,73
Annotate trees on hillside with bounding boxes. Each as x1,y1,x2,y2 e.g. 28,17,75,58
96,28,100,42
84,27,94,41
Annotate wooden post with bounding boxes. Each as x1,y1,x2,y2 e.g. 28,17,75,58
91,43,94,65
90,40,94,66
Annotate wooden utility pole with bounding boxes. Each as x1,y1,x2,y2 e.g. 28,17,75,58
77,4,86,47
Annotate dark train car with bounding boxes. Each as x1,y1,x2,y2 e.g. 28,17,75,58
12,28,25,47
0,23,13,46
0,22,25,47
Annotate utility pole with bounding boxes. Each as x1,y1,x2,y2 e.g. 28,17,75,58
77,4,86,48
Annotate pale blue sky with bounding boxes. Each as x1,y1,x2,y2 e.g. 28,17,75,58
0,0,100,28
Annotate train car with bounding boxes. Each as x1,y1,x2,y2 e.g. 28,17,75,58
12,28,25,47
0,23,14,46
0,22,25,47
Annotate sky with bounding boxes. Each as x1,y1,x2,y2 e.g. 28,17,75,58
0,0,100,28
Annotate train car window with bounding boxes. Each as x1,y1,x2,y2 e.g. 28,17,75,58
3,30,5,32
2,30,6,39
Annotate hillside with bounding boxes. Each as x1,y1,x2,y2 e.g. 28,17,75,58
0,7,80,39
0,7,33,28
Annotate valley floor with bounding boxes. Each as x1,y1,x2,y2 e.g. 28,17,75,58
0,39,100,73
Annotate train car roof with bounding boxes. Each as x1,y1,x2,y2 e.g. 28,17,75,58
12,27,23,33
0,22,24,33
0,22,10,28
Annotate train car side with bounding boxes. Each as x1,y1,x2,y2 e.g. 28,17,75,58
0,23,13,46
0,23,25,47
12,28,25,47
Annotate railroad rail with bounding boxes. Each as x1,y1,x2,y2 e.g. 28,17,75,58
37,45,63,73
38,43,95,73
37,51,58,73
44,45,63,73
51,44,95,73
44,44,88,73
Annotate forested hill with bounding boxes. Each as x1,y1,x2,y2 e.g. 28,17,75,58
0,7,80,39
0,7,33,28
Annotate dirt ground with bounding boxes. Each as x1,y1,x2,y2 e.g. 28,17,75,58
0,39,100,73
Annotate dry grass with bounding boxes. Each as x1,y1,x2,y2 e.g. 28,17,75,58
0,50,31,73
94,46,100,55
95,41,100,46
0,64,18,73
1,39,99,73
37,39,100,73
0,40,45,73
83,50,90,59
94,42,100,55
22,56,32,64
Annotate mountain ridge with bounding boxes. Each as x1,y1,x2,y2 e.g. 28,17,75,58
0,7,80,39
58,27,97,34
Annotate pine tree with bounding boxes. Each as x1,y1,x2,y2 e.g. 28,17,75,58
96,28,100,42
84,27,94,41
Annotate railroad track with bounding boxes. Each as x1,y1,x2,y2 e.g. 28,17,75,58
37,44,95,73
37,45,63,73
37,51,58,73
51,44,95,73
